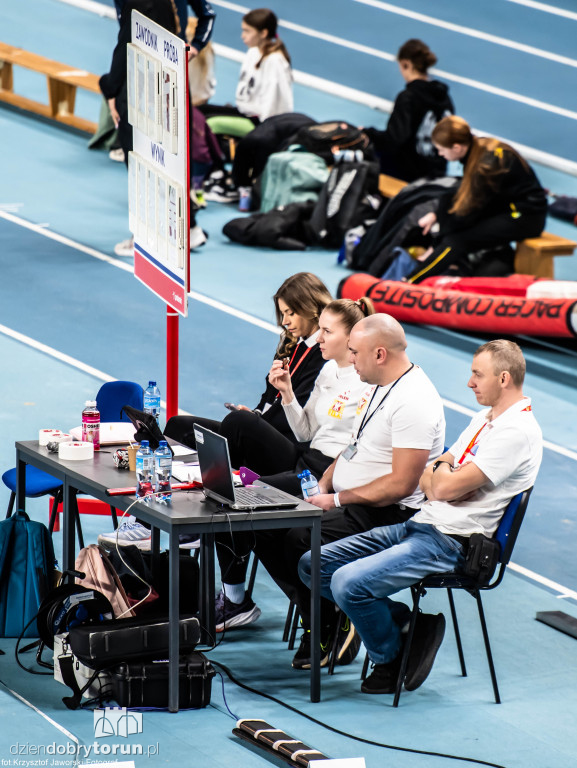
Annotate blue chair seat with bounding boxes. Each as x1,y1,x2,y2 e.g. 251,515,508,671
2,467,63,497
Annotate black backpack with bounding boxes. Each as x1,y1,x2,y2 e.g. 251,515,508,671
295,121,372,164
307,160,382,249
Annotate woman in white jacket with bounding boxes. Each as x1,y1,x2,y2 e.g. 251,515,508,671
236,8,293,122
214,297,375,633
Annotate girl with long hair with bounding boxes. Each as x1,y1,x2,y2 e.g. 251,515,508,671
364,39,454,182
213,296,376,634
406,115,547,283
164,272,331,452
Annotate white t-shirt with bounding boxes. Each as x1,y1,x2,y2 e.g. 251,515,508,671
413,397,542,536
283,361,367,458
332,365,446,509
235,47,293,121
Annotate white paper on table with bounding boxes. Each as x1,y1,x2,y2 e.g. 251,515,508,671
172,445,197,458
171,462,201,483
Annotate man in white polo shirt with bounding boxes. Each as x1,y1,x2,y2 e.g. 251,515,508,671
299,339,542,693
254,313,445,669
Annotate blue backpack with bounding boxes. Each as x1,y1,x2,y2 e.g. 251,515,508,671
0,511,56,637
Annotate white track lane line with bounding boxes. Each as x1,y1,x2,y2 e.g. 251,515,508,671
507,0,577,22
1,210,577,600
53,0,577,173
355,0,577,69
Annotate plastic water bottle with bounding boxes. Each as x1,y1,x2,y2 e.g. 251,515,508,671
143,381,161,422
298,469,320,499
135,440,154,500
154,440,172,501
81,400,100,450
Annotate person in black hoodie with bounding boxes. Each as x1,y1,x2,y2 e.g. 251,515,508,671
406,115,547,283
364,39,454,182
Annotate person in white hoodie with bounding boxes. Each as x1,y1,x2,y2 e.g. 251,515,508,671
201,8,294,205
235,8,293,122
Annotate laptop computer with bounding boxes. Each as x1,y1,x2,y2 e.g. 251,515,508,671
193,424,299,511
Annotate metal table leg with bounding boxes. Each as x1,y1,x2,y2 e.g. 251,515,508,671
168,526,181,712
310,518,321,703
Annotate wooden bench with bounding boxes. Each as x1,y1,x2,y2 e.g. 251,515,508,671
0,42,100,133
378,173,576,279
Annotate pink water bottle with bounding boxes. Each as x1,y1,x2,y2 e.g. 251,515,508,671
82,400,100,450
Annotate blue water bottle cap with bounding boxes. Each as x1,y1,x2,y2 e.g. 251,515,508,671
148,380,156,387
297,470,311,480
140,440,149,448
158,440,167,448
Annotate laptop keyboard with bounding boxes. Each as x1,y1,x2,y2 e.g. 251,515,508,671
235,488,282,505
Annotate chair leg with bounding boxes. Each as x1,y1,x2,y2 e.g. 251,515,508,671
109,506,119,530
48,488,63,534
447,588,467,677
288,605,300,650
475,592,500,704
327,610,342,676
246,554,259,601
6,491,15,518
361,651,369,680
393,586,423,708
283,599,296,643
72,494,85,550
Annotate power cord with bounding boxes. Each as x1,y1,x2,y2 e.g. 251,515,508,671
210,660,509,768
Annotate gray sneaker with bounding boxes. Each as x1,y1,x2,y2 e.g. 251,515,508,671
215,591,261,632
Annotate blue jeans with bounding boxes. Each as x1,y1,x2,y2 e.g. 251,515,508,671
299,521,465,665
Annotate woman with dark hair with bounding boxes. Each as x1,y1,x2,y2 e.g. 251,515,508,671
200,8,294,205
212,296,376,634
235,8,293,122
99,272,331,555
364,38,454,181
164,272,331,452
406,115,547,282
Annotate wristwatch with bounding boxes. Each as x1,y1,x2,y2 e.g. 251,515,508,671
432,460,452,473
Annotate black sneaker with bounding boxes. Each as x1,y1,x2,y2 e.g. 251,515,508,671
335,617,362,666
291,630,331,670
404,612,446,691
215,590,261,632
361,654,402,694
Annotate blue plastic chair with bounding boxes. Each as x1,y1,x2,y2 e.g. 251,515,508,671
387,488,534,706
3,380,144,540
96,380,144,423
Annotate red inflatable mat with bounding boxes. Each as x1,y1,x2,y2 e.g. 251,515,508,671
338,273,577,338
420,274,540,297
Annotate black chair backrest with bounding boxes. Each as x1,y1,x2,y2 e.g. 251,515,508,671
493,488,533,565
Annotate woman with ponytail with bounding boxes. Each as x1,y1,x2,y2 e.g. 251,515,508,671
212,297,376,634
406,115,547,283
235,8,293,122
364,39,454,181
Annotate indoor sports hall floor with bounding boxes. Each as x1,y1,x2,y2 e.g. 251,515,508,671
1,1,577,767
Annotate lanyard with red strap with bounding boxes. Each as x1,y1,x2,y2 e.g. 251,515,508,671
275,343,313,399
457,403,533,464
457,423,488,465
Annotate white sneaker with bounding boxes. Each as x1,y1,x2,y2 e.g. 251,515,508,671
98,516,151,550
109,148,125,163
203,185,239,203
190,225,208,249
114,237,134,257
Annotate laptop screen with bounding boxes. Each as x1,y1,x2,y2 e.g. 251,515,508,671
193,425,236,503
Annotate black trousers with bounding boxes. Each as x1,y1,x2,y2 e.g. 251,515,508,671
254,502,417,631
408,210,547,283
232,130,273,188
165,411,332,584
